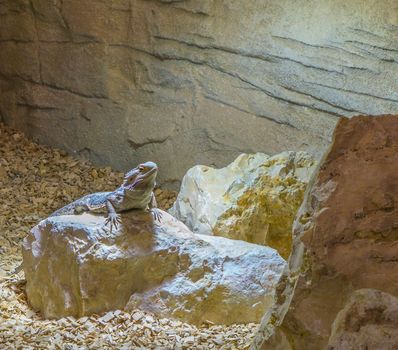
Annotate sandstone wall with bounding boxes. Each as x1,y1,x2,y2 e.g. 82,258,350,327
1,0,398,185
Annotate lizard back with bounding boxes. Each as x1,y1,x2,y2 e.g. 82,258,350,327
50,191,112,216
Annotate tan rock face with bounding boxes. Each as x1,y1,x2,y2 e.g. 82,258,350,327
3,1,398,186
170,152,316,259
22,210,286,325
254,115,398,350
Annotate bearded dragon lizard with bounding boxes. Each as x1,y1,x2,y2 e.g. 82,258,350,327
13,161,161,274
50,161,161,229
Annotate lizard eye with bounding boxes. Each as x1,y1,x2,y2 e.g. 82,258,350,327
139,165,145,171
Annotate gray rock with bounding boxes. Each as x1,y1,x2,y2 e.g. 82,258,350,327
22,210,286,325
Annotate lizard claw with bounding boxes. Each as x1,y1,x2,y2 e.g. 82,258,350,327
104,213,121,232
151,208,162,223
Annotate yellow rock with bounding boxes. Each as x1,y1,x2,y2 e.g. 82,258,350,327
170,152,316,259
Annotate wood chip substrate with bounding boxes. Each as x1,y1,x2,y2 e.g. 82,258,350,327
0,123,258,349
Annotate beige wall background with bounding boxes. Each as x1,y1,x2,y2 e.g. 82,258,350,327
1,0,398,186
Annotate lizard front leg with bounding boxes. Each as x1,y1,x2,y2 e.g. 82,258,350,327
149,192,162,222
104,200,121,232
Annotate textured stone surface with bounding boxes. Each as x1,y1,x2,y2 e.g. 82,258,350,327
327,289,398,350
170,152,316,259
253,115,398,349
2,1,398,186
22,210,286,325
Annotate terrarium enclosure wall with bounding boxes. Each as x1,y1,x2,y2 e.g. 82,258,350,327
1,1,398,350
2,0,398,187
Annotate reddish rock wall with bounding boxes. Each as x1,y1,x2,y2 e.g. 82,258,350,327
254,115,398,349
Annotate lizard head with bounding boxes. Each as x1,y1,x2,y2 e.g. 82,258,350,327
123,161,158,189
